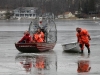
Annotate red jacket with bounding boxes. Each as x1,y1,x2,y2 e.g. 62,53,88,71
76,28,90,44
19,33,32,43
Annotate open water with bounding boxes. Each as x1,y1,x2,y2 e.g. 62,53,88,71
0,19,100,75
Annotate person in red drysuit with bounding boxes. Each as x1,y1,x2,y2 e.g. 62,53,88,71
76,27,91,53
33,28,44,43
18,30,32,43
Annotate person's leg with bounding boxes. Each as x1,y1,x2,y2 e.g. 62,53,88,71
79,44,84,53
85,43,90,53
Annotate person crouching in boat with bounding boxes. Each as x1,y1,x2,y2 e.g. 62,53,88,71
76,27,91,54
33,28,44,43
18,30,32,43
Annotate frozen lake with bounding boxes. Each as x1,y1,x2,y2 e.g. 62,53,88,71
0,19,100,75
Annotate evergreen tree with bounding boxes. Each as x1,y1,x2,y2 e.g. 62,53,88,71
88,0,96,13
82,0,96,14
82,0,89,14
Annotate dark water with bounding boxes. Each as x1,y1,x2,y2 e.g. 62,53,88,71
0,19,100,75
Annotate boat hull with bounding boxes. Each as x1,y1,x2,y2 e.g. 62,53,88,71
15,43,56,53
62,42,80,53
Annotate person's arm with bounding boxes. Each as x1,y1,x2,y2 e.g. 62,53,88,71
87,31,91,40
83,29,91,40
34,34,39,42
29,35,33,43
88,35,91,40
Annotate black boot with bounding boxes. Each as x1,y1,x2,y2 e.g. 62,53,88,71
88,49,90,54
86,45,90,54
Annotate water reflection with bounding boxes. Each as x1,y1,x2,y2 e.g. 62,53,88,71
20,57,32,73
77,54,91,73
15,51,57,75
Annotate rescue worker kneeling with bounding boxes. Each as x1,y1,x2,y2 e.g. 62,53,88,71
33,28,44,43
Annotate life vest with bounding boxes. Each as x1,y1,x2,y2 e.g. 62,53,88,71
33,31,44,42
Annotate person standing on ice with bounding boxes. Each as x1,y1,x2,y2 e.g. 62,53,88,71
76,27,91,54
